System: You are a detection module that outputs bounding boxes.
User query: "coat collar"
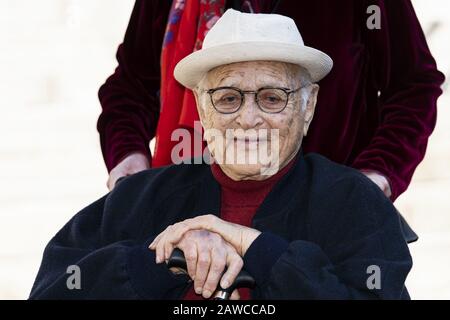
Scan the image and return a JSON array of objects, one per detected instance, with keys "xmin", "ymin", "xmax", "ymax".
[{"xmin": 193, "ymin": 148, "xmax": 309, "ymax": 229}]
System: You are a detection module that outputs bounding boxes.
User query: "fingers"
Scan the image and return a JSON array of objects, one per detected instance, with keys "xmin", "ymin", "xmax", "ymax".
[
  {"xmin": 149, "ymin": 226, "xmax": 168, "ymax": 253},
  {"xmin": 179, "ymin": 241, "xmax": 198, "ymax": 280},
  {"xmin": 163, "ymin": 223, "xmax": 191, "ymax": 260},
  {"xmin": 164, "ymin": 239, "xmax": 175, "ymax": 263},
  {"xmin": 153, "ymin": 231, "xmax": 166, "ymax": 264},
  {"xmin": 150, "ymin": 228, "xmax": 246, "ymax": 299},
  {"xmin": 202, "ymin": 246, "xmax": 227, "ymax": 299},
  {"xmin": 172, "ymin": 231, "xmax": 231, "ymax": 299},
  {"xmin": 153, "ymin": 225, "xmax": 176, "ymax": 263},
  {"xmin": 149, "ymin": 215, "xmax": 230, "ymax": 252},
  {"xmin": 220, "ymin": 244, "xmax": 244, "ymax": 289},
  {"xmin": 194, "ymin": 247, "xmax": 211, "ymax": 296},
  {"xmin": 149, "ymin": 222, "xmax": 192, "ymax": 256}
]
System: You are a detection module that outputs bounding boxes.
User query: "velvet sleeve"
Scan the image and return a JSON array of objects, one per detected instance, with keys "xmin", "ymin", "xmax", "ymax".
[
  {"xmin": 351, "ymin": 0, "xmax": 445, "ymax": 200},
  {"xmin": 97, "ymin": 0, "xmax": 171, "ymax": 172}
]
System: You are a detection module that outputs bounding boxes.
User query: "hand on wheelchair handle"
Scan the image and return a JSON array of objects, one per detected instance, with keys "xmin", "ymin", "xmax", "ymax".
[{"xmin": 167, "ymin": 248, "xmax": 256, "ymax": 300}]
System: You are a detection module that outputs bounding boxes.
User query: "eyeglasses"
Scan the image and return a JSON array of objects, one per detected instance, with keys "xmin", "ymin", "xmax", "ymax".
[{"xmin": 205, "ymin": 86, "xmax": 305, "ymax": 114}]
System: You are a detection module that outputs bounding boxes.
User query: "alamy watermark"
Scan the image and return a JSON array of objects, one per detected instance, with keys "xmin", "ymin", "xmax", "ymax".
[
  {"xmin": 367, "ymin": 5, "xmax": 381, "ymax": 30},
  {"xmin": 366, "ymin": 265, "xmax": 381, "ymax": 290},
  {"xmin": 66, "ymin": 265, "xmax": 81, "ymax": 290}
]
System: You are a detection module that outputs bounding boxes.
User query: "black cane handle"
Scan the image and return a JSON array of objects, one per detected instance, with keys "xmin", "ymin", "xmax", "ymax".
[{"xmin": 167, "ymin": 248, "xmax": 255, "ymax": 300}]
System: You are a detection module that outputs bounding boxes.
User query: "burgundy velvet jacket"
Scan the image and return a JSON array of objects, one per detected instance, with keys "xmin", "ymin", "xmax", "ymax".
[{"xmin": 97, "ymin": 0, "xmax": 445, "ymax": 201}]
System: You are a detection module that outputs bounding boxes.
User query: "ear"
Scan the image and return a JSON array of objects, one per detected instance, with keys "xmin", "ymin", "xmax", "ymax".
[{"xmin": 303, "ymin": 84, "xmax": 319, "ymax": 136}]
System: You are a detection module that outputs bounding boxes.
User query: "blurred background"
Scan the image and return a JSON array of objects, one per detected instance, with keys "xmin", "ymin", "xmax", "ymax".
[{"xmin": 0, "ymin": 0, "xmax": 449, "ymax": 299}]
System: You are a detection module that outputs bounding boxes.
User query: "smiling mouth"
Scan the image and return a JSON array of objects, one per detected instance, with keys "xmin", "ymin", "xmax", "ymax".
[{"xmin": 233, "ymin": 137, "xmax": 269, "ymax": 143}]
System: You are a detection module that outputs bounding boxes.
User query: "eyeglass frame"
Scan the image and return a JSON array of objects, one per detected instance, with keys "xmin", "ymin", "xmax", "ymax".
[{"xmin": 202, "ymin": 85, "xmax": 308, "ymax": 114}]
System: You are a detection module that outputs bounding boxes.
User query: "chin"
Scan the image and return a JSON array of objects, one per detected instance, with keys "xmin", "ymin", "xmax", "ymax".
[{"xmin": 226, "ymin": 163, "xmax": 277, "ymax": 180}]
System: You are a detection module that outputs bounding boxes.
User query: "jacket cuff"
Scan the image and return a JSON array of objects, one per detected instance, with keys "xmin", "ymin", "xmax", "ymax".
[
  {"xmin": 126, "ymin": 239, "xmax": 190, "ymax": 299},
  {"xmin": 243, "ymin": 232, "xmax": 289, "ymax": 287}
]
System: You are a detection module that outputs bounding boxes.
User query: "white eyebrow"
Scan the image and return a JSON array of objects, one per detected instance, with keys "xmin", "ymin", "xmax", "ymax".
[{"xmin": 215, "ymin": 81, "xmax": 289, "ymax": 89}]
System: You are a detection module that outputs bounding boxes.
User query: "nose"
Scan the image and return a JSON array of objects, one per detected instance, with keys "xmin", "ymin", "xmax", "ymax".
[{"xmin": 235, "ymin": 94, "xmax": 264, "ymax": 129}]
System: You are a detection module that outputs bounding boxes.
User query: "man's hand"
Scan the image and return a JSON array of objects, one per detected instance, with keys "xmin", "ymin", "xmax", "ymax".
[
  {"xmin": 150, "ymin": 215, "xmax": 261, "ymax": 260},
  {"xmin": 361, "ymin": 170, "xmax": 392, "ymax": 198},
  {"xmin": 107, "ymin": 152, "xmax": 150, "ymax": 190},
  {"xmin": 152, "ymin": 229, "xmax": 243, "ymax": 299}
]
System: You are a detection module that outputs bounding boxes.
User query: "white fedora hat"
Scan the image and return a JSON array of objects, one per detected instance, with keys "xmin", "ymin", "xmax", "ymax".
[{"xmin": 174, "ymin": 9, "xmax": 333, "ymax": 89}]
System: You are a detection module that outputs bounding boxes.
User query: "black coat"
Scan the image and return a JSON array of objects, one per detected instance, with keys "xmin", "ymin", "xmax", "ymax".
[{"xmin": 30, "ymin": 151, "xmax": 412, "ymax": 299}]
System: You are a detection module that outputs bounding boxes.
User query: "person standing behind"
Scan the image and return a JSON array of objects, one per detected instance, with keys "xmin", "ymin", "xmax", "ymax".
[{"xmin": 97, "ymin": 0, "xmax": 444, "ymax": 203}]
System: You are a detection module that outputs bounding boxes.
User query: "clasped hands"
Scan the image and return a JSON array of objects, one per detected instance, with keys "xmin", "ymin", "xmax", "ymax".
[{"xmin": 149, "ymin": 214, "xmax": 261, "ymax": 299}]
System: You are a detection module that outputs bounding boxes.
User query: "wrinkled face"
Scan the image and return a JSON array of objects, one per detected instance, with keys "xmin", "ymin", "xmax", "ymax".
[{"xmin": 193, "ymin": 61, "xmax": 319, "ymax": 181}]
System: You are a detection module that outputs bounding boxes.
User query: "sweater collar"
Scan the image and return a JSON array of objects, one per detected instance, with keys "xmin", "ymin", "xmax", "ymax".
[
  {"xmin": 210, "ymin": 155, "xmax": 298, "ymax": 192},
  {"xmin": 194, "ymin": 148, "xmax": 308, "ymax": 226}
]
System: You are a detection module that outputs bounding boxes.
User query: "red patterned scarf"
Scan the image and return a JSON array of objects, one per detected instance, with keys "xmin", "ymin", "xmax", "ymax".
[{"xmin": 153, "ymin": 0, "xmax": 226, "ymax": 167}]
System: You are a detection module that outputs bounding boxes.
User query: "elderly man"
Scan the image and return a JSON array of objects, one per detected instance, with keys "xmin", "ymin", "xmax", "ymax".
[{"xmin": 30, "ymin": 10, "xmax": 412, "ymax": 300}]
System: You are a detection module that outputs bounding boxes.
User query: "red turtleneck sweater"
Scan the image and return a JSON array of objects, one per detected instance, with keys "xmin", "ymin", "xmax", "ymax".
[{"xmin": 183, "ymin": 157, "xmax": 296, "ymax": 300}]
